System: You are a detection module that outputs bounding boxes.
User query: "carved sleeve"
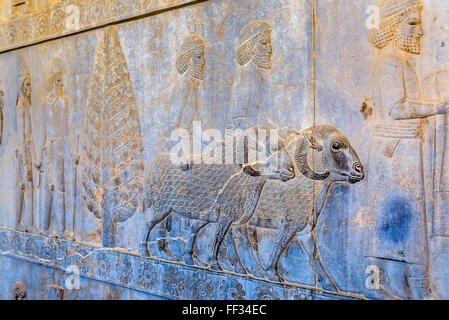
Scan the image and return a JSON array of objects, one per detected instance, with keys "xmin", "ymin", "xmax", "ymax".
[
  {"xmin": 230, "ymin": 68, "xmax": 251, "ymax": 128},
  {"xmin": 382, "ymin": 57, "xmax": 443, "ymax": 120},
  {"xmin": 167, "ymin": 78, "xmax": 190, "ymax": 133}
]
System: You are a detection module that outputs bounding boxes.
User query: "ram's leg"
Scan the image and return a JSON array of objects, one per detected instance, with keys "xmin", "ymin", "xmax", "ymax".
[
  {"xmin": 140, "ymin": 207, "xmax": 172, "ymax": 259},
  {"xmin": 153, "ymin": 213, "xmax": 180, "ymax": 262},
  {"xmin": 207, "ymin": 216, "xmax": 232, "ymax": 271},
  {"xmin": 264, "ymin": 225, "xmax": 296, "ymax": 282},
  {"xmin": 182, "ymin": 220, "xmax": 208, "ymax": 265},
  {"xmin": 151, "ymin": 214, "xmax": 176, "ymax": 260},
  {"xmin": 298, "ymin": 234, "xmax": 339, "ymax": 292},
  {"xmin": 232, "ymin": 224, "xmax": 264, "ymax": 278}
]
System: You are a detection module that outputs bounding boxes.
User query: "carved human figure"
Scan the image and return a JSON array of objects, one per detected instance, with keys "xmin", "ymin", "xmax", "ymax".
[
  {"xmin": 0, "ymin": 89, "xmax": 4, "ymax": 146},
  {"xmin": 15, "ymin": 59, "xmax": 38, "ymax": 233},
  {"xmin": 227, "ymin": 20, "xmax": 272, "ymax": 131},
  {"xmin": 165, "ymin": 34, "xmax": 205, "ymax": 154},
  {"xmin": 157, "ymin": 34, "xmax": 206, "ymax": 258},
  {"xmin": 36, "ymin": 57, "xmax": 79, "ymax": 238},
  {"xmin": 363, "ymin": 0, "xmax": 449, "ymax": 300}
]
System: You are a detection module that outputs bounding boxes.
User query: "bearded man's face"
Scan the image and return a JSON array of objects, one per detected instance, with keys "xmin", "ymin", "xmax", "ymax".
[
  {"xmin": 395, "ymin": 11, "xmax": 423, "ymax": 54},
  {"xmin": 252, "ymin": 34, "xmax": 272, "ymax": 69},
  {"xmin": 188, "ymin": 46, "xmax": 205, "ymax": 80},
  {"xmin": 23, "ymin": 78, "xmax": 31, "ymax": 99},
  {"xmin": 55, "ymin": 75, "xmax": 63, "ymax": 96}
]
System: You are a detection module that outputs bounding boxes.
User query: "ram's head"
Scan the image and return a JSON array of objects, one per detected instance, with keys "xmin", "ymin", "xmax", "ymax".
[
  {"xmin": 236, "ymin": 126, "xmax": 295, "ymax": 182},
  {"xmin": 291, "ymin": 124, "xmax": 364, "ymax": 184}
]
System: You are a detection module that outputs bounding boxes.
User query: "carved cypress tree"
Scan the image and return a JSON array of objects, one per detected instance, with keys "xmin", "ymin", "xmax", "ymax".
[{"xmin": 82, "ymin": 26, "xmax": 144, "ymax": 248}]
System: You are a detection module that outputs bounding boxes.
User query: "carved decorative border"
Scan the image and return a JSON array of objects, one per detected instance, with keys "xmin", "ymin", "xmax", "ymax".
[
  {"xmin": 0, "ymin": 0, "xmax": 205, "ymax": 53},
  {"xmin": 0, "ymin": 227, "xmax": 359, "ymax": 300}
]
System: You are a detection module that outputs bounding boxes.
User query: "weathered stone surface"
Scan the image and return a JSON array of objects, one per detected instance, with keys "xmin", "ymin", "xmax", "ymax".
[{"xmin": 0, "ymin": 0, "xmax": 448, "ymax": 300}]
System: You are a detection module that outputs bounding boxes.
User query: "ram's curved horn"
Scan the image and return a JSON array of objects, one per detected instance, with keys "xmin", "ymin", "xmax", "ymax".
[{"xmin": 294, "ymin": 132, "xmax": 330, "ymax": 180}]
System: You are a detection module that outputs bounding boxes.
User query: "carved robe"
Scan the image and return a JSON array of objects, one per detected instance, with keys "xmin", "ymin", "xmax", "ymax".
[
  {"xmin": 165, "ymin": 72, "xmax": 205, "ymax": 159},
  {"xmin": 229, "ymin": 62, "xmax": 267, "ymax": 131},
  {"xmin": 39, "ymin": 93, "xmax": 71, "ymax": 235},
  {"xmin": 41, "ymin": 95, "xmax": 67, "ymax": 193},
  {"xmin": 16, "ymin": 96, "xmax": 34, "ymax": 192},
  {"xmin": 167, "ymin": 73, "xmax": 202, "ymax": 134},
  {"xmin": 365, "ymin": 53, "xmax": 428, "ymax": 266},
  {"xmin": 15, "ymin": 93, "xmax": 36, "ymax": 230}
]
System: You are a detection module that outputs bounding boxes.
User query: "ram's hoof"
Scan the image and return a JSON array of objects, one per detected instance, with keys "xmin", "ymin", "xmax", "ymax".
[
  {"xmin": 264, "ymin": 269, "xmax": 283, "ymax": 283},
  {"xmin": 251, "ymin": 270, "xmax": 265, "ymax": 279},
  {"xmin": 139, "ymin": 243, "xmax": 150, "ymax": 257},
  {"xmin": 209, "ymin": 262, "xmax": 222, "ymax": 271},
  {"xmin": 15, "ymin": 223, "xmax": 27, "ymax": 233},
  {"xmin": 183, "ymin": 255, "xmax": 195, "ymax": 266},
  {"xmin": 62, "ymin": 231, "xmax": 75, "ymax": 240},
  {"xmin": 317, "ymin": 277, "xmax": 338, "ymax": 292}
]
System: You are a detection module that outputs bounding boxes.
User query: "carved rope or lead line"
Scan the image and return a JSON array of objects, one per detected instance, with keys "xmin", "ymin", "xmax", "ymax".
[
  {"xmin": 0, "ymin": 0, "xmax": 209, "ymax": 53},
  {"xmin": 0, "ymin": 227, "xmax": 363, "ymax": 300}
]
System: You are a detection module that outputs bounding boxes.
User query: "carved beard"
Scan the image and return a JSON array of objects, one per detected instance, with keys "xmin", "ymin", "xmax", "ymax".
[
  {"xmin": 188, "ymin": 62, "xmax": 205, "ymax": 81},
  {"xmin": 252, "ymin": 48, "xmax": 272, "ymax": 69},
  {"xmin": 394, "ymin": 31, "xmax": 421, "ymax": 54}
]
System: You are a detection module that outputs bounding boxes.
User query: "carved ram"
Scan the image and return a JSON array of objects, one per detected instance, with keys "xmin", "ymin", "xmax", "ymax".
[
  {"xmin": 238, "ymin": 124, "xmax": 365, "ymax": 289},
  {"xmin": 140, "ymin": 126, "xmax": 295, "ymax": 270}
]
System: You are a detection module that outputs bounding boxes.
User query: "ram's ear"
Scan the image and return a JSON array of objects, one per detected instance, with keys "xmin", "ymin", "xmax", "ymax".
[{"xmin": 243, "ymin": 164, "xmax": 261, "ymax": 177}]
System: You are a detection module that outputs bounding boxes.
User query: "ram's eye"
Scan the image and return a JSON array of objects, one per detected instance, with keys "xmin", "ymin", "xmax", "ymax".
[{"xmin": 331, "ymin": 143, "xmax": 342, "ymax": 151}]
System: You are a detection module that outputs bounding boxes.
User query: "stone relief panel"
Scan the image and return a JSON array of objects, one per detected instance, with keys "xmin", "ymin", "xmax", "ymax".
[{"xmin": 0, "ymin": 0, "xmax": 365, "ymax": 300}]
